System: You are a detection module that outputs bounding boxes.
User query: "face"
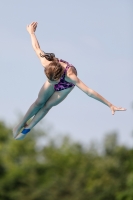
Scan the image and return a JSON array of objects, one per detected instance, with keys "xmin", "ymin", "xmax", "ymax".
[{"xmin": 47, "ymin": 79, "xmax": 60, "ymax": 84}]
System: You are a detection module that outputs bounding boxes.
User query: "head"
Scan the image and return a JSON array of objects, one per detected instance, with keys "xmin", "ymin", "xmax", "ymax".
[{"xmin": 42, "ymin": 52, "xmax": 64, "ymax": 83}]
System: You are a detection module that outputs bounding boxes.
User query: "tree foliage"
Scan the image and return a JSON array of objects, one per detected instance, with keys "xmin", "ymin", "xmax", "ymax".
[{"xmin": 0, "ymin": 121, "xmax": 132, "ymax": 200}]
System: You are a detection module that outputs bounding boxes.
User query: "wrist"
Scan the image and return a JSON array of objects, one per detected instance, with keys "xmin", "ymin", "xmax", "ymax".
[
  {"xmin": 29, "ymin": 32, "xmax": 35, "ymax": 35},
  {"xmin": 108, "ymin": 103, "xmax": 112, "ymax": 108}
]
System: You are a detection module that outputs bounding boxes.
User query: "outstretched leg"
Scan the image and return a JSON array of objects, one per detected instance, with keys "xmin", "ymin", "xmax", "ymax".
[
  {"xmin": 13, "ymin": 81, "xmax": 55, "ymax": 138},
  {"xmin": 15, "ymin": 87, "xmax": 74, "ymax": 140}
]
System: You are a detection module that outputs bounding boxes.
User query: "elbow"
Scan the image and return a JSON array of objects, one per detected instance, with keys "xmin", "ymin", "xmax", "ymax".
[
  {"xmin": 33, "ymin": 45, "xmax": 38, "ymax": 51},
  {"xmin": 87, "ymin": 89, "xmax": 93, "ymax": 97}
]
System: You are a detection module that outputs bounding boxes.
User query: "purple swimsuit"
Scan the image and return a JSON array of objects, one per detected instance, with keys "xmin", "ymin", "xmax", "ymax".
[{"xmin": 54, "ymin": 59, "xmax": 76, "ymax": 91}]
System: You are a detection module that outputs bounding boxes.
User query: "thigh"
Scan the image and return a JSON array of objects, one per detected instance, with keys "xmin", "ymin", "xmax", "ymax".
[
  {"xmin": 36, "ymin": 80, "xmax": 55, "ymax": 105},
  {"xmin": 45, "ymin": 86, "xmax": 74, "ymax": 109}
]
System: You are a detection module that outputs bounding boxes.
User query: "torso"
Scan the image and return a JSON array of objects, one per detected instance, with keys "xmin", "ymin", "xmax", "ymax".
[
  {"xmin": 54, "ymin": 59, "xmax": 77, "ymax": 91},
  {"xmin": 59, "ymin": 60, "xmax": 77, "ymax": 81},
  {"xmin": 43, "ymin": 59, "xmax": 77, "ymax": 81},
  {"xmin": 41, "ymin": 55, "xmax": 77, "ymax": 91}
]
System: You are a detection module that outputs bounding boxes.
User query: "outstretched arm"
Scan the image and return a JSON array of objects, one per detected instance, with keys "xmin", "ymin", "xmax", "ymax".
[
  {"xmin": 67, "ymin": 72, "xmax": 126, "ymax": 115},
  {"xmin": 26, "ymin": 22, "xmax": 50, "ymax": 67}
]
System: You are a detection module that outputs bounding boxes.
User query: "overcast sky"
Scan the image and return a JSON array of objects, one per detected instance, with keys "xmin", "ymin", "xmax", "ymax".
[{"xmin": 0, "ymin": 0, "xmax": 132, "ymax": 147}]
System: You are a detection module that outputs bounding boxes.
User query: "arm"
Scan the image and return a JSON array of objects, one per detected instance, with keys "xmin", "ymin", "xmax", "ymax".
[
  {"xmin": 27, "ymin": 22, "xmax": 51, "ymax": 67},
  {"xmin": 67, "ymin": 70, "xmax": 126, "ymax": 115}
]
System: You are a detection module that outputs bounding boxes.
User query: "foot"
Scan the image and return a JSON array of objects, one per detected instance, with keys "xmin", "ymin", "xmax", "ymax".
[
  {"xmin": 15, "ymin": 128, "xmax": 31, "ymax": 140},
  {"xmin": 13, "ymin": 125, "xmax": 23, "ymax": 138},
  {"xmin": 13, "ymin": 123, "xmax": 29, "ymax": 139}
]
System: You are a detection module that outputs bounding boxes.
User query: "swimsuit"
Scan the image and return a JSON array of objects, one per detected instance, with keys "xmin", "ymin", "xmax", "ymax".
[
  {"xmin": 54, "ymin": 59, "xmax": 76, "ymax": 91},
  {"xmin": 18, "ymin": 59, "xmax": 76, "ymax": 137}
]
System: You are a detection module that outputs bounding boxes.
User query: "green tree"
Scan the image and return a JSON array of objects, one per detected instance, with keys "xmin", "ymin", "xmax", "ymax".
[{"xmin": 0, "ymin": 121, "xmax": 132, "ymax": 200}]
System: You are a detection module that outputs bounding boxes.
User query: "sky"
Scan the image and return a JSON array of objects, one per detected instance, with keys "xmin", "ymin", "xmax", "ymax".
[{"xmin": 0, "ymin": 0, "xmax": 132, "ymax": 147}]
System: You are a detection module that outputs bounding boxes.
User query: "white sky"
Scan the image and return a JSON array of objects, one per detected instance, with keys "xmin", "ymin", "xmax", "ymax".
[{"xmin": 0, "ymin": 0, "xmax": 132, "ymax": 147}]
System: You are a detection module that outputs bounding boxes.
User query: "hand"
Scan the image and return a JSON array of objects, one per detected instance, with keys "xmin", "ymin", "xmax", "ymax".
[
  {"xmin": 110, "ymin": 104, "xmax": 126, "ymax": 115},
  {"xmin": 27, "ymin": 22, "xmax": 38, "ymax": 34}
]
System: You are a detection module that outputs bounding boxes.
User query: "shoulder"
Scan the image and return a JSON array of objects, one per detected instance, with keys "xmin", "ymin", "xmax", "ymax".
[
  {"xmin": 67, "ymin": 66, "xmax": 77, "ymax": 76},
  {"xmin": 35, "ymin": 49, "xmax": 51, "ymax": 67},
  {"xmin": 65, "ymin": 66, "xmax": 79, "ymax": 84}
]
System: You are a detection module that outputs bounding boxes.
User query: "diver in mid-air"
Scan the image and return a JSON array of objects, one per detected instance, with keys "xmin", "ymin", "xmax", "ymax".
[{"xmin": 13, "ymin": 22, "xmax": 126, "ymax": 140}]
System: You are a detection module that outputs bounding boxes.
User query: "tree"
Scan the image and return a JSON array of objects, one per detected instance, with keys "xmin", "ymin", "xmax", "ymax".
[{"xmin": 0, "ymin": 121, "xmax": 132, "ymax": 200}]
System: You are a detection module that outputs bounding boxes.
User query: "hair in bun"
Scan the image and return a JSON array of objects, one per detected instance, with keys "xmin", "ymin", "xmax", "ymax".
[{"xmin": 40, "ymin": 52, "xmax": 55, "ymax": 61}]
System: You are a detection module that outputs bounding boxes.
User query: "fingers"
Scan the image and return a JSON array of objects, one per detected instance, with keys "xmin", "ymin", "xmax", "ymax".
[
  {"xmin": 117, "ymin": 107, "xmax": 127, "ymax": 111},
  {"xmin": 33, "ymin": 22, "xmax": 37, "ymax": 27},
  {"xmin": 33, "ymin": 23, "xmax": 37, "ymax": 30},
  {"xmin": 112, "ymin": 110, "xmax": 115, "ymax": 115},
  {"xmin": 31, "ymin": 21, "xmax": 38, "ymax": 26},
  {"xmin": 26, "ymin": 22, "xmax": 38, "ymax": 33},
  {"xmin": 27, "ymin": 22, "xmax": 38, "ymax": 28},
  {"xmin": 110, "ymin": 105, "xmax": 126, "ymax": 115},
  {"xmin": 31, "ymin": 22, "xmax": 37, "ymax": 26}
]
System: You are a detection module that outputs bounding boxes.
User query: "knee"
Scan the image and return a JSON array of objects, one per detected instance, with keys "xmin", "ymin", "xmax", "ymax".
[
  {"xmin": 34, "ymin": 99, "xmax": 44, "ymax": 108},
  {"xmin": 42, "ymin": 103, "xmax": 52, "ymax": 112}
]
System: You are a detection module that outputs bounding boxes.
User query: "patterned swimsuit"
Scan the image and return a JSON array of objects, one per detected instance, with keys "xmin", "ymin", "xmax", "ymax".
[{"xmin": 54, "ymin": 59, "xmax": 76, "ymax": 91}]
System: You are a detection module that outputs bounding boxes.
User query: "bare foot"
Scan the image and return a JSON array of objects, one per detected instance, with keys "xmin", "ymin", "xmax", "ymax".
[
  {"xmin": 13, "ymin": 122, "xmax": 28, "ymax": 138},
  {"xmin": 15, "ymin": 126, "xmax": 31, "ymax": 140},
  {"xmin": 13, "ymin": 125, "xmax": 23, "ymax": 138},
  {"xmin": 15, "ymin": 132, "xmax": 26, "ymax": 140}
]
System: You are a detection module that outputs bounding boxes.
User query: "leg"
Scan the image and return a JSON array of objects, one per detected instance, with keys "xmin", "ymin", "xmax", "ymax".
[
  {"xmin": 28, "ymin": 87, "xmax": 74, "ymax": 129},
  {"xmin": 15, "ymin": 87, "xmax": 74, "ymax": 140},
  {"xmin": 13, "ymin": 81, "xmax": 55, "ymax": 138}
]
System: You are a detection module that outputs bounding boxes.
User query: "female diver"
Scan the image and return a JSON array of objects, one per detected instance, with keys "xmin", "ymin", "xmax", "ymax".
[{"xmin": 13, "ymin": 22, "xmax": 126, "ymax": 140}]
